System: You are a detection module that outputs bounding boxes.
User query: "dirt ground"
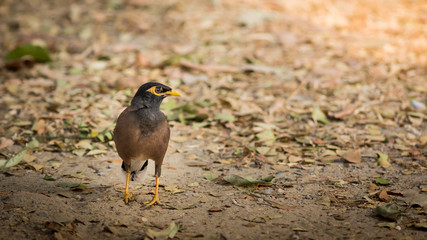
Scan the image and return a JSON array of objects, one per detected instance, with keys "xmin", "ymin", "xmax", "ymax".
[{"xmin": 1, "ymin": 0, "xmax": 426, "ymax": 239}]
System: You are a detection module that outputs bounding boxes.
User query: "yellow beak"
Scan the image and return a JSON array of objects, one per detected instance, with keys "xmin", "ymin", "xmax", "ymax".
[{"xmin": 165, "ymin": 90, "xmax": 181, "ymax": 97}]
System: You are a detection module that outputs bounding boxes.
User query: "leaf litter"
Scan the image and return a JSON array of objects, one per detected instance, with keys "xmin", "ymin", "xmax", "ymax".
[{"xmin": 0, "ymin": 0, "xmax": 426, "ymax": 239}]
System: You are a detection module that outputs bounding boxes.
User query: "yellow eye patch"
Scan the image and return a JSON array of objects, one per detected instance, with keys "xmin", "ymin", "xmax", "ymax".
[
  {"xmin": 146, "ymin": 86, "xmax": 181, "ymax": 97},
  {"xmin": 146, "ymin": 86, "xmax": 164, "ymax": 96}
]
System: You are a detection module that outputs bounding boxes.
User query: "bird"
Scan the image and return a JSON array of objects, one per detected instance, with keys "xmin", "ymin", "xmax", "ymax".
[{"xmin": 113, "ymin": 82, "xmax": 181, "ymax": 205}]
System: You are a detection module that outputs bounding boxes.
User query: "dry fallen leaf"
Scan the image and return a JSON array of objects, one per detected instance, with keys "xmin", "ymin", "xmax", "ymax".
[
  {"xmin": 27, "ymin": 162, "xmax": 45, "ymax": 171},
  {"xmin": 338, "ymin": 149, "xmax": 361, "ymax": 164},
  {"xmin": 208, "ymin": 207, "xmax": 222, "ymax": 212},
  {"xmin": 0, "ymin": 137, "xmax": 14, "ymax": 151},
  {"xmin": 333, "ymin": 103, "xmax": 360, "ymax": 119},
  {"xmin": 186, "ymin": 161, "xmax": 208, "ymax": 167},
  {"xmin": 164, "ymin": 185, "xmax": 185, "ymax": 194},
  {"xmin": 312, "ymin": 107, "xmax": 330, "ymax": 124},
  {"xmin": 377, "ymin": 153, "xmax": 391, "ymax": 168},
  {"xmin": 378, "ymin": 189, "xmax": 390, "ymax": 202},
  {"xmin": 374, "ymin": 203, "xmax": 402, "ymax": 221},
  {"xmin": 146, "ymin": 222, "xmax": 180, "ymax": 240},
  {"xmin": 1, "ymin": 1, "xmax": 426, "ymax": 239},
  {"xmin": 0, "ymin": 148, "xmax": 27, "ymax": 169}
]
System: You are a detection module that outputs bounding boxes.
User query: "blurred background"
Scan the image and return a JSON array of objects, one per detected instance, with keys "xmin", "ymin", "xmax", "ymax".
[{"xmin": 0, "ymin": 0, "xmax": 426, "ymax": 239}]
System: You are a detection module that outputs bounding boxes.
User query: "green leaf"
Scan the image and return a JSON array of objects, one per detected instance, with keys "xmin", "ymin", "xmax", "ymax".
[
  {"xmin": 72, "ymin": 183, "xmax": 87, "ymax": 190},
  {"xmin": 377, "ymin": 153, "xmax": 391, "ymax": 168},
  {"xmin": 180, "ymin": 104, "xmax": 198, "ymax": 114},
  {"xmin": 245, "ymin": 175, "xmax": 275, "ymax": 183},
  {"xmin": 224, "ymin": 175, "xmax": 255, "ymax": 187},
  {"xmin": 0, "ymin": 148, "xmax": 27, "ymax": 169},
  {"xmin": 44, "ymin": 175, "xmax": 56, "ymax": 181},
  {"xmin": 56, "ymin": 78, "xmax": 67, "ymax": 89},
  {"xmin": 374, "ymin": 203, "xmax": 402, "ymax": 221},
  {"xmin": 5, "ymin": 44, "xmax": 51, "ymax": 62},
  {"xmin": 26, "ymin": 139, "xmax": 39, "ymax": 149},
  {"xmin": 96, "ymin": 134, "xmax": 105, "ymax": 142},
  {"xmin": 188, "ymin": 113, "xmax": 209, "ymax": 122},
  {"xmin": 203, "ymin": 172, "xmax": 219, "ymax": 181},
  {"xmin": 213, "ymin": 113, "xmax": 235, "ymax": 122},
  {"xmin": 256, "ymin": 129, "xmax": 275, "ymax": 145},
  {"xmin": 69, "ymin": 67, "xmax": 83, "ymax": 75},
  {"xmin": 146, "ymin": 222, "xmax": 180, "ymax": 240},
  {"xmin": 72, "ymin": 149, "xmax": 87, "ymax": 157},
  {"xmin": 312, "ymin": 107, "xmax": 330, "ymax": 124},
  {"xmin": 224, "ymin": 174, "xmax": 274, "ymax": 188},
  {"xmin": 178, "ymin": 112, "xmax": 186, "ymax": 124},
  {"xmin": 160, "ymin": 98, "xmax": 177, "ymax": 110},
  {"xmin": 375, "ymin": 178, "xmax": 390, "ymax": 185},
  {"xmin": 69, "ymin": 172, "xmax": 85, "ymax": 179},
  {"xmin": 164, "ymin": 55, "xmax": 190, "ymax": 65},
  {"xmin": 104, "ymin": 131, "xmax": 113, "ymax": 140},
  {"xmin": 76, "ymin": 139, "xmax": 93, "ymax": 150},
  {"xmin": 195, "ymin": 100, "xmax": 211, "ymax": 107},
  {"xmin": 377, "ymin": 222, "xmax": 396, "ymax": 228},
  {"xmin": 101, "ymin": 109, "xmax": 111, "ymax": 116}
]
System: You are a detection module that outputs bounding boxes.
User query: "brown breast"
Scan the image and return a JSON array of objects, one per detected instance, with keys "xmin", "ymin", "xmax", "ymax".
[{"xmin": 113, "ymin": 107, "xmax": 170, "ymax": 168}]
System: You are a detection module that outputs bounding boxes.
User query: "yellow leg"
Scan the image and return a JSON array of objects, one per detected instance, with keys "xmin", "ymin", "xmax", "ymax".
[
  {"xmin": 145, "ymin": 177, "xmax": 162, "ymax": 206},
  {"xmin": 123, "ymin": 172, "xmax": 133, "ymax": 203}
]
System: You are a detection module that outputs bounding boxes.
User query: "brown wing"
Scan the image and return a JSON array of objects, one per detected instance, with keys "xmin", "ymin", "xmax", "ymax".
[{"xmin": 113, "ymin": 108, "xmax": 170, "ymax": 174}]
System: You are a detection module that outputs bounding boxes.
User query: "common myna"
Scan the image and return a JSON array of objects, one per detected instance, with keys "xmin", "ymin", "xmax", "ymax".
[{"xmin": 114, "ymin": 82, "xmax": 181, "ymax": 205}]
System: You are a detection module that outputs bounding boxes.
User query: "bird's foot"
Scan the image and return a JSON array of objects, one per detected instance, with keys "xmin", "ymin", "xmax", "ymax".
[
  {"xmin": 123, "ymin": 192, "xmax": 133, "ymax": 203},
  {"xmin": 145, "ymin": 196, "xmax": 161, "ymax": 206}
]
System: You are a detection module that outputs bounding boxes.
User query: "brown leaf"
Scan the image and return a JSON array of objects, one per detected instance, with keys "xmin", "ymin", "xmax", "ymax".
[
  {"xmin": 104, "ymin": 226, "xmax": 118, "ymax": 234},
  {"xmin": 320, "ymin": 155, "xmax": 341, "ymax": 162},
  {"xmin": 185, "ymin": 161, "xmax": 208, "ymax": 167},
  {"xmin": 0, "ymin": 137, "xmax": 14, "ymax": 151},
  {"xmin": 378, "ymin": 189, "xmax": 390, "ymax": 202},
  {"xmin": 333, "ymin": 103, "xmax": 360, "ymax": 119},
  {"xmin": 369, "ymin": 183, "xmax": 380, "ymax": 191},
  {"xmin": 35, "ymin": 119, "xmax": 46, "ymax": 135},
  {"xmin": 271, "ymin": 204, "xmax": 297, "ymax": 210},
  {"xmin": 338, "ymin": 149, "xmax": 361, "ymax": 164},
  {"xmin": 208, "ymin": 207, "xmax": 222, "ymax": 212}
]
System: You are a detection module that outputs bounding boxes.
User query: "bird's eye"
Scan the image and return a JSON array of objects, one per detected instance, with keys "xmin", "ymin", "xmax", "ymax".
[{"xmin": 155, "ymin": 87, "xmax": 161, "ymax": 93}]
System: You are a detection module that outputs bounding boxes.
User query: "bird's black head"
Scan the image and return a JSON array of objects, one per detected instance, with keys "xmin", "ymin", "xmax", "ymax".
[{"xmin": 130, "ymin": 82, "xmax": 181, "ymax": 109}]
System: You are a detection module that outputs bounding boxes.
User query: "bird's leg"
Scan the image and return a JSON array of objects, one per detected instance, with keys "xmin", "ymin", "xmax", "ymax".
[
  {"xmin": 145, "ymin": 177, "xmax": 161, "ymax": 206},
  {"xmin": 123, "ymin": 172, "xmax": 133, "ymax": 203}
]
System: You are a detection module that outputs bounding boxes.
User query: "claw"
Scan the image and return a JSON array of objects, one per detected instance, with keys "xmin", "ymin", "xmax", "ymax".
[
  {"xmin": 123, "ymin": 192, "xmax": 133, "ymax": 203},
  {"xmin": 145, "ymin": 195, "xmax": 161, "ymax": 206},
  {"xmin": 145, "ymin": 177, "xmax": 161, "ymax": 206}
]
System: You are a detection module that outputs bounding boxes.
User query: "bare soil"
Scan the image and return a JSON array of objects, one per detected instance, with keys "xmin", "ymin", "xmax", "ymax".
[{"xmin": 0, "ymin": 0, "xmax": 426, "ymax": 239}]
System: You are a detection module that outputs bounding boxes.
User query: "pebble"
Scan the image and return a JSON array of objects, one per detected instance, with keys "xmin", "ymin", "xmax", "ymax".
[
  {"xmin": 411, "ymin": 100, "xmax": 426, "ymax": 111},
  {"xmin": 37, "ymin": 211, "xmax": 48, "ymax": 217}
]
